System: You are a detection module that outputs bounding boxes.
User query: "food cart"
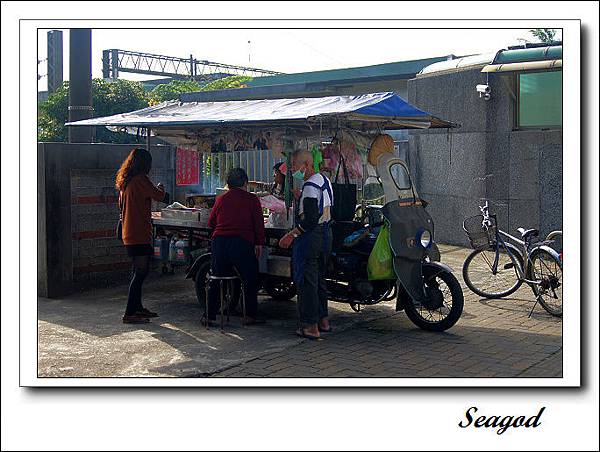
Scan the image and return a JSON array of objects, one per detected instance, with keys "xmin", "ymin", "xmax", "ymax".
[{"xmin": 67, "ymin": 92, "xmax": 465, "ymax": 331}]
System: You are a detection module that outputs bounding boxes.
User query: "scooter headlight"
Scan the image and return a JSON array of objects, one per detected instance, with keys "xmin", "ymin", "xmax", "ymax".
[{"xmin": 416, "ymin": 229, "xmax": 432, "ymax": 248}]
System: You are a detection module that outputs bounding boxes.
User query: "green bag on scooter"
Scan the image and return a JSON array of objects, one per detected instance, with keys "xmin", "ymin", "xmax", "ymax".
[{"xmin": 367, "ymin": 222, "xmax": 396, "ymax": 280}]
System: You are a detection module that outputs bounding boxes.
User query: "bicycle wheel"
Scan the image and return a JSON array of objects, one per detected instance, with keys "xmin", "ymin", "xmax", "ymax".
[
  {"xmin": 462, "ymin": 243, "xmax": 524, "ymax": 298},
  {"xmin": 527, "ymin": 248, "xmax": 563, "ymax": 316}
]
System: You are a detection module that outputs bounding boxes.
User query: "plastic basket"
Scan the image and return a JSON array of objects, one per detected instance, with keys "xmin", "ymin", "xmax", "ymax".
[{"xmin": 462, "ymin": 215, "xmax": 496, "ymax": 250}]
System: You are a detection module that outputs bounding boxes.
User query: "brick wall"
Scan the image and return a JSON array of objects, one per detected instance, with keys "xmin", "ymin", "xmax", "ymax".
[
  {"xmin": 38, "ymin": 143, "xmax": 175, "ymax": 297},
  {"xmin": 69, "ymin": 168, "xmax": 174, "ymax": 288},
  {"xmin": 70, "ymin": 169, "xmax": 129, "ymax": 286}
]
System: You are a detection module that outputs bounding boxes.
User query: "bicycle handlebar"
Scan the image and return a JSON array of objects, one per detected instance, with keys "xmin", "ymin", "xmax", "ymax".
[
  {"xmin": 479, "ymin": 201, "xmax": 489, "ymax": 215},
  {"xmin": 473, "ymin": 201, "xmax": 561, "ymax": 252},
  {"xmin": 479, "ymin": 201, "xmax": 492, "ymax": 227}
]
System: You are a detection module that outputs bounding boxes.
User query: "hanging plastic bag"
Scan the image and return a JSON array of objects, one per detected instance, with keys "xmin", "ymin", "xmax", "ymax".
[
  {"xmin": 367, "ymin": 223, "xmax": 396, "ymax": 280},
  {"xmin": 311, "ymin": 144, "xmax": 323, "ymax": 172}
]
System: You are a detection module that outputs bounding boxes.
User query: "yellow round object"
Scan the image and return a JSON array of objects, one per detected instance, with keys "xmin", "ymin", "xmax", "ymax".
[{"xmin": 368, "ymin": 134, "xmax": 395, "ymax": 166}]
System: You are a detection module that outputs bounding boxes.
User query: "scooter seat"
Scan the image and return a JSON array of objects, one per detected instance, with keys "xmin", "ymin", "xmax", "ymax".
[{"xmin": 517, "ymin": 227, "xmax": 539, "ymax": 240}]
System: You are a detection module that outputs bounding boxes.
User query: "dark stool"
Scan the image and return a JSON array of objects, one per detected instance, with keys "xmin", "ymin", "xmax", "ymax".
[{"xmin": 204, "ymin": 272, "xmax": 246, "ymax": 331}]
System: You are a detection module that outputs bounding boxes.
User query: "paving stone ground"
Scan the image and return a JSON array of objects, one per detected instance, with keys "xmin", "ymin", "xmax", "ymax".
[{"xmin": 37, "ymin": 245, "xmax": 562, "ymax": 379}]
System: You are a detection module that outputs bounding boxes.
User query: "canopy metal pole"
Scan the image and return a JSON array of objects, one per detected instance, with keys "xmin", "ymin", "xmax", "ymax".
[
  {"xmin": 202, "ymin": 153, "xmax": 207, "ymax": 193},
  {"xmin": 146, "ymin": 127, "xmax": 151, "ymax": 151}
]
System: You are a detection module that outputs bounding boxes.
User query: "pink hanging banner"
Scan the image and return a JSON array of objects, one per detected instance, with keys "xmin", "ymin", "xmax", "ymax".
[{"xmin": 176, "ymin": 147, "xmax": 200, "ymax": 186}]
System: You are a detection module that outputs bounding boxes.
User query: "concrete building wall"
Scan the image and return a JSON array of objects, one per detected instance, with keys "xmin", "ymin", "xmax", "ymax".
[
  {"xmin": 334, "ymin": 80, "xmax": 408, "ymax": 99},
  {"xmin": 407, "ymin": 68, "xmax": 562, "ymax": 246},
  {"xmin": 38, "ymin": 142, "xmax": 174, "ymax": 297}
]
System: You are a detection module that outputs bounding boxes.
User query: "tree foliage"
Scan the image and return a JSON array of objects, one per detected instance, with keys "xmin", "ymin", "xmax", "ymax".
[
  {"xmin": 147, "ymin": 79, "xmax": 203, "ymax": 105},
  {"xmin": 38, "ymin": 79, "xmax": 149, "ymax": 143},
  {"xmin": 38, "ymin": 82, "xmax": 71, "ymax": 142},
  {"xmin": 529, "ymin": 29, "xmax": 558, "ymax": 44},
  {"xmin": 38, "ymin": 75, "xmax": 253, "ymax": 143},
  {"xmin": 200, "ymin": 75, "xmax": 252, "ymax": 92},
  {"xmin": 147, "ymin": 76, "xmax": 253, "ymax": 105}
]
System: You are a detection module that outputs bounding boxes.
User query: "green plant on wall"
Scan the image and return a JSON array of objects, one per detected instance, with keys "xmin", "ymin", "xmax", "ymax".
[{"xmin": 529, "ymin": 29, "xmax": 558, "ymax": 44}]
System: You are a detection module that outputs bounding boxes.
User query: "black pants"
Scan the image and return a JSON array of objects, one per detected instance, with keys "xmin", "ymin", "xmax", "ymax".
[
  {"xmin": 294, "ymin": 225, "xmax": 332, "ymax": 326},
  {"xmin": 208, "ymin": 236, "xmax": 258, "ymax": 320},
  {"xmin": 125, "ymin": 254, "xmax": 150, "ymax": 315}
]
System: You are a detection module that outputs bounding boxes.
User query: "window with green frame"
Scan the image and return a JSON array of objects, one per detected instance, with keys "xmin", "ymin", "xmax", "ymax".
[{"xmin": 518, "ymin": 71, "xmax": 562, "ymax": 128}]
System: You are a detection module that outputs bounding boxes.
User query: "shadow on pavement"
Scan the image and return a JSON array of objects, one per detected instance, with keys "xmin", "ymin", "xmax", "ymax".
[
  {"xmin": 38, "ymin": 250, "xmax": 562, "ymax": 378},
  {"xmin": 38, "ymin": 272, "xmax": 399, "ymax": 377}
]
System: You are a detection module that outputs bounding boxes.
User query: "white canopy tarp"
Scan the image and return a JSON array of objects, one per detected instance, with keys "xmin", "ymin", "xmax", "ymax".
[{"xmin": 65, "ymin": 92, "xmax": 458, "ymax": 130}]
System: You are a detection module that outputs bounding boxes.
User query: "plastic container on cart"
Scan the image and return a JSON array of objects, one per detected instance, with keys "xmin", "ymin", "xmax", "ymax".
[
  {"xmin": 198, "ymin": 208, "xmax": 212, "ymax": 226},
  {"xmin": 258, "ymin": 246, "xmax": 269, "ymax": 273},
  {"xmin": 168, "ymin": 236, "xmax": 179, "ymax": 262},
  {"xmin": 266, "ymin": 208, "xmax": 294, "ymax": 229},
  {"xmin": 174, "ymin": 238, "xmax": 190, "ymax": 263},
  {"xmin": 153, "ymin": 237, "xmax": 169, "ymax": 261}
]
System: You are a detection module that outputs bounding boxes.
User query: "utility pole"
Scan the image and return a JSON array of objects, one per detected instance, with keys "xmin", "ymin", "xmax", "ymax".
[
  {"xmin": 68, "ymin": 29, "xmax": 93, "ymax": 143},
  {"xmin": 47, "ymin": 30, "xmax": 63, "ymax": 94}
]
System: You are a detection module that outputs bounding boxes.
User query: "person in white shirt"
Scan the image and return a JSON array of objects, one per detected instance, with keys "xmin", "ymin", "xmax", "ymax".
[{"xmin": 279, "ymin": 150, "xmax": 333, "ymax": 340}]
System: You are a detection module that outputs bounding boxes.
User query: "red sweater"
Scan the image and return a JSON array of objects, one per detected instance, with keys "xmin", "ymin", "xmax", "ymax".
[{"xmin": 208, "ymin": 188, "xmax": 265, "ymax": 246}]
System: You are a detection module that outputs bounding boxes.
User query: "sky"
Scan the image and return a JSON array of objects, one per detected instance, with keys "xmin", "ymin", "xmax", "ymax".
[{"xmin": 37, "ymin": 27, "xmax": 561, "ymax": 91}]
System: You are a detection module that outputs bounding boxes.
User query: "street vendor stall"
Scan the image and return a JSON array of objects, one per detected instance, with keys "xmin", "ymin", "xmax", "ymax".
[{"xmin": 66, "ymin": 92, "xmax": 467, "ymax": 332}]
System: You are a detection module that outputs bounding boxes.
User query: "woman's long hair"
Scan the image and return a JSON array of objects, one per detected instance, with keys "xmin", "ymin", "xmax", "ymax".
[{"xmin": 115, "ymin": 148, "xmax": 152, "ymax": 191}]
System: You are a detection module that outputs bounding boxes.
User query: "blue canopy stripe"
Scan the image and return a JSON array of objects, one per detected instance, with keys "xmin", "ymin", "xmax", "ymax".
[{"xmin": 354, "ymin": 92, "xmax": 429, "ymax": 117}]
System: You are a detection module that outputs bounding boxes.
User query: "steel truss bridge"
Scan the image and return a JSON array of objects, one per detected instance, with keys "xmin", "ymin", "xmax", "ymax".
[{"xmin": 102, "ymin": 49, "xmax": 282, "ymax": 82}]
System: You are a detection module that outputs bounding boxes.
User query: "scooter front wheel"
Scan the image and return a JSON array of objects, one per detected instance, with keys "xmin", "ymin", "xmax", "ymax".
[{"xmin": 403, "ymin": 269, "xmax": 464, "ymax": 332}]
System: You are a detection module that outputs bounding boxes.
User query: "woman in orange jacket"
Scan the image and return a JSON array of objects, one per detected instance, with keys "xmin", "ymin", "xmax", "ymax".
[{"xmin": 116, "ymin": 148, "xmax": 167, "ymax": 324}]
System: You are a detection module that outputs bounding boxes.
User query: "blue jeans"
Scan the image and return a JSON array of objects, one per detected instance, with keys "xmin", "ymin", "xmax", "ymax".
[{"xmin": 293, "ymin": 225, "xmax": 331, "ymax": 326}]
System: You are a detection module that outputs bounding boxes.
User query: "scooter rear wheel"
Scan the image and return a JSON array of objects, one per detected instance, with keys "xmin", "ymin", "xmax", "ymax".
[{"xmin": 264, "ymin": 277, "xmax": 297, "ymax": 301}]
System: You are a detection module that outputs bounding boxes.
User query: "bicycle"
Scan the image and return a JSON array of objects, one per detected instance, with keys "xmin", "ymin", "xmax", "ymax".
[{"xmin": 461, "ymin": 202, "xmax": 563, "ymax": 317}]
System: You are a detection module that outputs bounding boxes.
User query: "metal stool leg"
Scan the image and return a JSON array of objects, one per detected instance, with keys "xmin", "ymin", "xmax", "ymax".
[
  {"xmin": 240, "ymin": 280, "xmax": 246, "ymax": 327},
  {"xmin": 225, "ymin": 280, "xmax": 231, "ymax": 325},
  {"xmin": 204, "ymin": 277, "xmax": 210, "ymax": 330},
  {"xmin": 219, "ymin": 280, "xmax": 225, "ymax": 332},
  {"xmin": 206, "ymin": 274, "xmax": 244, "ymax": 331}
]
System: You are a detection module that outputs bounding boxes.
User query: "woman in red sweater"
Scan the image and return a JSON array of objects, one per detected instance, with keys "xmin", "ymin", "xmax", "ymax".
[
  {"xmin": 116, "ymin": 148, "xmax": 166, "ymax": 324},
  {"xmin": 206, "ymin": 168, "xmax": 265, "ymax": 325}
]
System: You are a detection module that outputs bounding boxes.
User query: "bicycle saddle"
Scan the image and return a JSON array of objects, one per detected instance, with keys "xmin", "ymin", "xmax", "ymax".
[{"xmin": 517, "ymin": 227, "xmax": 539, "ymax": 239}]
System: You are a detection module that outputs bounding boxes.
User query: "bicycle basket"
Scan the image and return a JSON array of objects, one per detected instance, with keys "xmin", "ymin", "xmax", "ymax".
[{"xmin": 462, "ymin": 215, "xmax": 497, "ymax": 250}]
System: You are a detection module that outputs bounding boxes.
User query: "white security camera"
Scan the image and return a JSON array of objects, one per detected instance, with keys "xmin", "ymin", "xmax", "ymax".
[{"xmin": 476, "ymin": 84, "xmax": 491, "ymax": 100}]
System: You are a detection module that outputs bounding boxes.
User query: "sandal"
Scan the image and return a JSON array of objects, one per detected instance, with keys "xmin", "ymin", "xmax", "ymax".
[
  {"xmin": 123, "ymin": 314, "xmax": 150, "ymax": 324},
  {"xmin": 136, "ymin": 308, "xmax": 158, "ymax": 318},
  {"xmin": 296, "ymin": 328, "xmax": 321, "ymax": 340}
]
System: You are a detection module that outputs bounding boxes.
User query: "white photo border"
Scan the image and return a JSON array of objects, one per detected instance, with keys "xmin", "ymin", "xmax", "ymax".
[{"xmin": 20, "ymin": 18, "xmax": 580, "ymax": 388}]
